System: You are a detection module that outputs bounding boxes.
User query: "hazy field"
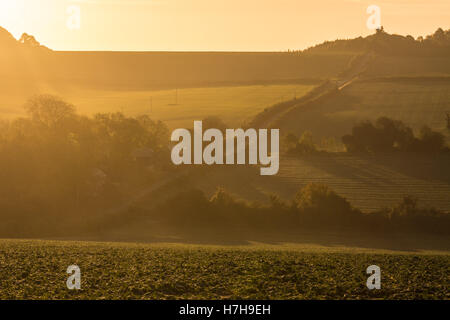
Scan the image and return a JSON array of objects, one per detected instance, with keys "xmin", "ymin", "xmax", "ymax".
[
  {"xmin": 0, "ymin": 84, "xmax": 314, "ymax": 128},
  {"xmin": 277, "ymin": 154, "xmax": 450, "ymax": 212},
  {"xmin": 343, "ymin": 78, "xmax": 450, "ymax": 131},
  {"xmin": 277, "ymin": 78, "xmax": 450, "ymax": 139},
  {"xmin": 183, "ymin": 153, "xmax": 450, "ymax": 214},
  {"xmin": 0, "ymin": 239, "xmax": 448, "ymax": 300}
]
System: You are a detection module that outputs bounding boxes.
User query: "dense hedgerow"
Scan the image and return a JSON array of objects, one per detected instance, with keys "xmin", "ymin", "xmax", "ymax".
[{"xmin": 154, "ymin": 184, "xmax": 450, "ymax": 236}]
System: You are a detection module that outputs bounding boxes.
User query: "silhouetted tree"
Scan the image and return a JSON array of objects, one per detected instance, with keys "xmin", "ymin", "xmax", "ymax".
[
  {"xmin": 416, "ymin": 126, "xmax": 446, "ymax": 154},
  {"xmin": 24, "ymin": 94, "xmax": 76, "ymax": 128},
  {"xmin": 342, "ymin": 117, "xmax": 447, "ymax": 154},
  {"xmin": 19, "ymin": 33, "xmax": 41, "ymax": 47},
  {"xmin": 376, "ymin": 26, "xmax": 385, "ymax": 34}
]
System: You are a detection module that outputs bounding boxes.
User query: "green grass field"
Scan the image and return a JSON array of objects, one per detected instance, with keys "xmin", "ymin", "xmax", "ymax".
[
  {"xmin": 0, "ymin": 239, "xmax": 448, "ymax": 300},
  {"xmin": 0, "ymin": 84, "xmax": 315, "ymax": 129}
]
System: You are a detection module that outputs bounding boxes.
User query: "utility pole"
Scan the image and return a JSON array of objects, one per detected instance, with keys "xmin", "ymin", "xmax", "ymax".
[{"xmin": 150, "ymin": 96, "xmax": 153, "ymax": 114}]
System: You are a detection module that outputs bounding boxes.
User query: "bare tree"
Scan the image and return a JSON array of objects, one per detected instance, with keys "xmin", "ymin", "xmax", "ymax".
[{"xmin": 24, "ymin": 94, "xmax": 76, "ymax": 128}]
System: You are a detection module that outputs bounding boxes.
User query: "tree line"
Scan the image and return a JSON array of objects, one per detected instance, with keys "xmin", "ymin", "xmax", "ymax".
[
  {"xmin": 0, "ymin": 95, "xmax": 171, "ymax": 236},
  {"xmin": 150, "ymin": 183, "xmax": 450, "ymax": 237}
]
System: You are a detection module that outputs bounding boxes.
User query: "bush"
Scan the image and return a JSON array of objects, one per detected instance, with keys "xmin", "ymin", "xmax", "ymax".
[
  {"xmin": 373, "ymin": 196, "xmax": 450, "ymax": 234},
  {"xmin": 283, "ymin": 131, "xmax": 317, "ymax": 155},
  {"xmin": 154, "ymin": 185, "xmax": 450, "ymax": 236},
  {"xmin": 202, "ymin": 116, "xmax": 228, "ymax": 132},
  {"xmin": 294, "ymin": 183, "xmax": 360, "ymax": 226},
  {"xmin": 342, "ymin": 117, "xmax": 447, "ymax": 154},
  {"xmin": 414, "ymin": 126, "xmax": 446, "ymax": 154}
]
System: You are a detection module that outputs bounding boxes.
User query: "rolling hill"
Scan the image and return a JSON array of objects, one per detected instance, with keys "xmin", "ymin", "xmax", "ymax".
[
  {"xmin": 271, "ymin": 76, "xmax": 450, "ymax": 139},
  {"xmin": 0, "ymin": 26, "xmax": 351, "ymax": 103},
  {"xmin": 1, "ymin": 25, "xmax": 449, "ymax": 247},
  {"xmin": 252, "ymin": 28, "xmax": 450, "ymax": 139}
]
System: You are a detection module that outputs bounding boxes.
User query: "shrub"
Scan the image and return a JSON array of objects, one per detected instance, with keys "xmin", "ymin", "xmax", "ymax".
[
  {"xmin": 375, "ymin": 195, "xmax": 450, "ymax": 234},
  {"xmin": 202, "ymin": 116, "xmax": 228, "ymax": 132},
  {"xmin": 153, "ymin": 185, "xmax": 449, "ymax": 236},
  {"xmin": 343, "ymin": 117, "xmax": 447, "ymax": 154},
  {"xmin": 294, "ymin": 183, "xmax": 360, "ymax": 226},
  {"xmin": 210, "ymin": 187, "xmax": 236, "ymax": 206},
  {"xmin": 282, "ymin": 131, "xmax": 317, "ymax": 155},
  {"xmin": 414, "ymin": 126, "xmax": 446, "ymax": 154}
]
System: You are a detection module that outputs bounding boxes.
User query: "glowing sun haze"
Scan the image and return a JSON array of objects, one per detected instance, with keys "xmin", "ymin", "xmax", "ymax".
[{"xmin": 1, "ymin": 0, "xmax": 450, "ymax": 51}]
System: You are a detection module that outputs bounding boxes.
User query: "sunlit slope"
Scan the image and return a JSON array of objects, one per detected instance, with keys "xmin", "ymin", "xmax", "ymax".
[
  {"xmin": 365, "ymin": 55, "xmax": 450, "ymax": 77},
  {"xmin": 47, "ymin": 51, "xmax": 351, "ymax": 89},
  {"xmin": 0, "ymin": 46, "xmax": 350, "ymax": 122},
  {"xmin": 275, "ymin": 78, "xmax": 450, "ymax": 139},
  {"xmin": 0, "ymin": 48, "xmax": 352, "ymax": 93}
]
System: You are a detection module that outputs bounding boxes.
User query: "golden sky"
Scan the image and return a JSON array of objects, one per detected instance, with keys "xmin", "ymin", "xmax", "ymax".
[{"xmin": 1, "ymin": 0, "xmax": 450, "ymax": 51}]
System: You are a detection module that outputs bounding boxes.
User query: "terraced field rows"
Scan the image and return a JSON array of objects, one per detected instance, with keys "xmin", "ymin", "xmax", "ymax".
[
  {"xmin": 277, "ymin": 79, "xmax": 450, "ymax": 140},
  {"xmin": 278, "ymin": 155, "xmax": 450, "ymax": 212},
  {"xmin": 345, "ymin": 80, "xmax": 450, "ymax": 132}
]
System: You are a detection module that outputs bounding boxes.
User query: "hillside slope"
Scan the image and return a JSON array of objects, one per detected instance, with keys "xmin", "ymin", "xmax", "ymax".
[
  {"xmin": 271, "ymin": 77, "xmax": 450, "ymax": 139},
  {"xmin": 0, "ymin": 26, "xmax": 352, "ymax": 92},
  {"xmin": 250, "ymin": 28, "xmax": 450, "ymax": 139}
]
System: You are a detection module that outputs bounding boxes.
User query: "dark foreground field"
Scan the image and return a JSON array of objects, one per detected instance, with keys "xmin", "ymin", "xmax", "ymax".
[{"xmin": 0, "ymin": 240, "xmax": 448, "ymax": 300}]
